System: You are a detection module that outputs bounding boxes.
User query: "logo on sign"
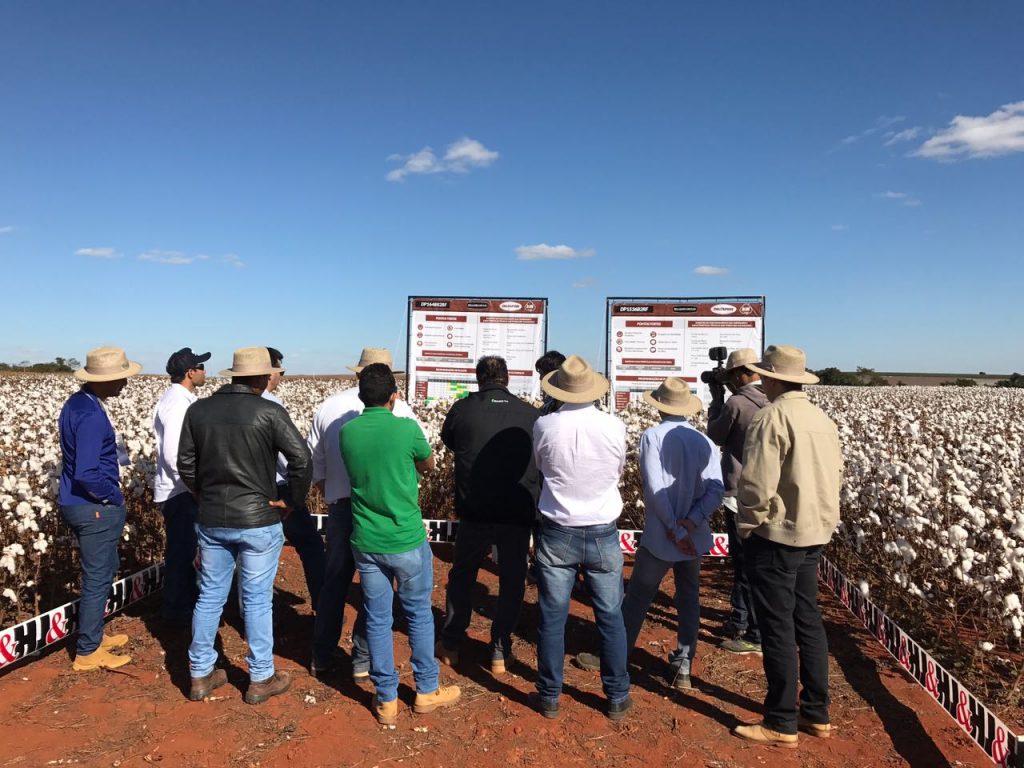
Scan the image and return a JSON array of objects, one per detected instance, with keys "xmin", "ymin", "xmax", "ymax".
[
  {"xmin": 711, "ymin": 304, "xmax": 737, "ymax": 315},
  {"xmin": 672, "ymin": 305, "xmax": 697, "ymax": 313},
  {"xmin": 739, "ymin": 304, "xmax": 753, "ymax": 315},
  {"xmin": 467, "ymin": 301, "xmax": 489, "ymax": 309},
  {"xmin": 499, "ymin": 301, "xmax": 522, "ymax": 312},
  {"xmin": 524, "ymin": 301, "xmax": 536, "ymax": 311}
]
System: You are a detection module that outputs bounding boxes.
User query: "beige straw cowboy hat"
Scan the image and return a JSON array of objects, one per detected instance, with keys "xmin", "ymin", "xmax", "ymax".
[
  {"xmin": 643, "ymin": 377, "xmax": 703, "ymax": 417},
  {"xmin": 541, "ymin": 354, "xmax": 609, "ymax": 404},
  {"xmin": 745, "ymin": 345, "xmax": 820, "ymax": 385},
  {"xmin": 218, "ymin": 347, "xmax": 283, "ymax": 378},
  {"xmin": 74, "ymin": 347, "xmax": 143, "ymax": 382},
  {"xmin": 724, "ymin": 348, "xmax": 758, "ymax": 372},
  {"xmin": 348, "ymin": 347, "xmax": 394, "ymax": 374}
]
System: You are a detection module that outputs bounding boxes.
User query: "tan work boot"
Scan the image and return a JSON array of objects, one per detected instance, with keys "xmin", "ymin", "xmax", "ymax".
[
  {"xmin": 413, "ymin": 685, "xmax": 461, "ymax": 714},
  {"xmin": 798, "ymin": 717, "xmax": 832, "ymax": 738},
  {"xmin": 733, "ymin": 722, "xmax": 799, "ymax": 748},
  {"xmin": 100, "ymin": 633, "xmax": 129, "ymax": 650},
  {"xmin": 190, "ymin": 668, "xmax": 228, "ymax": 701},
  {"xmin": 373, "ymin": 695, "xmax": 399, "ymax": 726},
  {"xmin": 434, "ymin": 640, "xmax": 459, "ymax": 666},
  {"xmin": 72, "ymin": 646, "xmax": 132, "ymax": 671},
  {"xmin": 244, "ymin": 670, "xmax": 291, "ymax": 704}
]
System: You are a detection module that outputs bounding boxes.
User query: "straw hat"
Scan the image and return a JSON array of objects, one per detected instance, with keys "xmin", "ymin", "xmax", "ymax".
[
  {"xmin": 724, "ymin": 347, "xmax": 758, "ymax": 372},
  {"xmin": 745, "ymin": 345, "xmax": 820, "ymax": 385},
  {"xmin": 643, "ymin": 377, "xmax": 703, "ymax": 417},
  {"xmin": 74, "ymin": 347, "xmax": 142, "ymax": 382},
  {"xmin": 218, "ymin": 347, "xmax": 283, "ymax": 378},
  {"xmin": 348, "ymin": 347, "xmax": 394, "ymax": 374},
  {"xmin": 541, "ymin": 354, "xmax": 608, "ymax": 404}
]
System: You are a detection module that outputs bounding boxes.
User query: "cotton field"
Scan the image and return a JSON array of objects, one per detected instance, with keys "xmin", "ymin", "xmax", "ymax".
[{"xmin": 1, "ymin": 374, "xmax": 1022, "ymax": 704}]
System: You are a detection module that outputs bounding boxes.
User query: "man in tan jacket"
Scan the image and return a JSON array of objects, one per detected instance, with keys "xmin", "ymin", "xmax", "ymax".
[{"xmin": 732, "ymin": 345, "xmax": 843, "ymax": 749}]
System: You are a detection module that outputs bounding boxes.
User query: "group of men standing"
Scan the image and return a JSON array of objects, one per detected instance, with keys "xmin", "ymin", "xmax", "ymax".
[{"xmin": 56, "ymin": 340, "xmax": 842, "ymax": 747}]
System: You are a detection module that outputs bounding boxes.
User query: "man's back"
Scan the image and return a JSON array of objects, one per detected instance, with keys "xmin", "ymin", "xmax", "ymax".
[{"xmin": 441, "ymin": 385, "xmax": 540, "ymax": 526}]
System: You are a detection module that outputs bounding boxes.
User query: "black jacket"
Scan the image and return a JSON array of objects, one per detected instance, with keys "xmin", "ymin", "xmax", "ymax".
[
  {"xmin": 440, "ymin": 383, "xmax": 540, "ymax": 526},
  {"xmin": 178, "ymin": 384, "xmax": 312, "ymax": 529}
]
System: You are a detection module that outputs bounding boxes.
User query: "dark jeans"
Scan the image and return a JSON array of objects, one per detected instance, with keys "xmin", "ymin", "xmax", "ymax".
[
  {"xmin": 441, "ymin": 519, "xmax": 531, "ymax": 659},
  {"xmin": 60, "ymin": 503, "xmax": 126, "ymax": 655},
  {"xmin": 160, "ymin": 492, "xmax": 198, "ymax": 622},
  {"xmin": 745, "ymin": 534, "xmax": 830, "ymax": 734},
  {"xmin": 535, "ymin": 519, "xmax": 630, "ymax": 705},
  {"xmin": 724, "ymin": 504, "xmax": 760, "ymax": 643},
  {"xmin": 311, "ymin": 499, "xmax": 369, "ymax": 671},
  {"xmin": 279, "ymin": 482, "xmax": 326, "ymax": 609}
]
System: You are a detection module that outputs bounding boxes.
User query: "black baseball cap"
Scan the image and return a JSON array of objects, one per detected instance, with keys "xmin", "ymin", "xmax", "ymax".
[{"xmin": 166, "ymin": 347, "xmax": 211, "ymax": 377}]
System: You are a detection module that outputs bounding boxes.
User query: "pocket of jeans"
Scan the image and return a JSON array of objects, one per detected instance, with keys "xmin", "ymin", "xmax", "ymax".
[
  {"xmin": 537, "ymin": 527, "xmax": 573, "ymax": 567},
  {"xmin": 594, "ymin": 533, "xmax": 624, "ymax": 573}
]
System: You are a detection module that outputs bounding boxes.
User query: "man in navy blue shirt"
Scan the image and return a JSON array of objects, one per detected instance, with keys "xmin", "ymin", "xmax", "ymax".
[{"xmin": 58, "ymin": 347, "xmax": 141, "ymax": 671}]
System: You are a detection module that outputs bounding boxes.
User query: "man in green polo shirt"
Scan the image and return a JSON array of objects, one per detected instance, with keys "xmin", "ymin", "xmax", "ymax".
[{"xmin": 341, "ymin": 363, "xmax": 461, "ymax": 725}]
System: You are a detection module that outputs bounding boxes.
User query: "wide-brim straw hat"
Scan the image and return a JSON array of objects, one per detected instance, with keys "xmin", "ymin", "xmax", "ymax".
[
  {"xmin": 218, "ymin": 347, "xmax": 283, "ymax": 378},
  {"xmin": 724, "ymin": 347, "xmax": 758, "ymax": 372},
  {"xmin": 74, "ymin": 347, "xmax": 143, "ymax": 382},
  {"xmin": 746, "ymin": 345, "xmax": 820, "ymax": 385},
  {"xmin": 541, "ymin": 354, "xmax": 609, "ymax": 404},
  {"xmin": 348, "ymin": 347, "xmax": 394, "ymax": 373},
  {"xmin": 643, "ymin": 377, "xmax": 703, "ymax": 417}
]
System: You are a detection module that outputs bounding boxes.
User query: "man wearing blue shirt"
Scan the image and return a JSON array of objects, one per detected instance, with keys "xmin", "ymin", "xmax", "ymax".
[
  {"xmin": 58, "ymin": 347, "xmax": 142, "ymax": 671},
  {"xmin": 575, "ymin": 377, "xmax": 723, "ymax": 690}
]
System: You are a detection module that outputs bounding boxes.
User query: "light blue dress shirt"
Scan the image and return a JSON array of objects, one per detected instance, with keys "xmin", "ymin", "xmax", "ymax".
[{"xmin": 639, "ymin": 416, "xmax": 724, "ymax": 562}]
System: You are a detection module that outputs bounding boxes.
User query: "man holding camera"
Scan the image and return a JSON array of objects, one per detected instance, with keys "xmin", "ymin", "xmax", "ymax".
[{"xmin": 705, "ymin": 347, "xmax": 768, "ymax": 655}]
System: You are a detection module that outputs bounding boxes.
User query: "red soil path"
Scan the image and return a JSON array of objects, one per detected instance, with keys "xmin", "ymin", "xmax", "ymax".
[{"xmin": 0, "ymin": 545, "xmax": 987, "ymax": 768}]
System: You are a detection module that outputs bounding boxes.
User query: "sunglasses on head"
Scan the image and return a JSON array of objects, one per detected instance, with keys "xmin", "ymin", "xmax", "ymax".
[{"xmin": 191, "ymin": 363, "xmax": 205, "ymax": 371}]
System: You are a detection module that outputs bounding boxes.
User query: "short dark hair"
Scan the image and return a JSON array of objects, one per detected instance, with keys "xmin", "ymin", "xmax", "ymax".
[
  {"xmin": 476, "ymin": 356, "xmax": 508, "ymax": 387},
  {"xmin": 170, "ymin": 372, "xmax": 186, "ymax": 384},
  {"xmin": 358, "ymin": 363, "xmax": 397, "ymax": 407},
  {"xmin": 267, "ymin": 347, "xmax": 283, "ymax": 368},
  {"xmin": 535, "ymin": 350, "xmax": 566, "ymax": 378}
]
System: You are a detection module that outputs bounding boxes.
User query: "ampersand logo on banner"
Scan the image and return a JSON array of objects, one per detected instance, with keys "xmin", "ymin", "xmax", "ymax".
[
  {"xmin": 991, "ymin": 726, "xmax": 1009, "ymax": 767},
  {"xmin": 619, "ymin": 532, "xmax": 637, "ymax": 554},
  {"xmin": 840, "ymin": 586, "xmax": 851, "ymax": 608},
  {"xmin": 46, "ymin": 610, "xmax": 68, "ymax": 643},
  {"xmin": 876, "ymin": 616, "xmax": 887, "ymax": 646},
  {"xmin": 0, "ymin": 630, "xmax": 18, "ymax": 667},
  {"xmin": 709, "ymin": 536, "xmax": 728, "ymax": 557},
  {"xmin": 955, "ymin": 690, "xmax": 971, "ymax": 733},
  {"xmin": 132, "ymin": 574, "xmax": 145, "ymax": 602},
  {"xmin": 899, "ymin": 636, "xmax": 910, "ymax": 670},
  {"xmin": 925, "ymin": 660, "xmax": 939, "ymax": 699}
]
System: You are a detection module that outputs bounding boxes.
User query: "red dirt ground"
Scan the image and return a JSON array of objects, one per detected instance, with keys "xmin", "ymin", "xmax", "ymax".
[{"xmin": 0, "ymin": 545, "xmax": 989, "ymax": 768}]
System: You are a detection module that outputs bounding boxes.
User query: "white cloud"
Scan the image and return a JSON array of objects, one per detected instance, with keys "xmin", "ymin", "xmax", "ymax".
[
  {"xmin": 694, "ymin": 265, "xmax": 729, "ymax": 277},
  {"xmin": 836, "ymin": 115, "xmax": 906, "ymax": 148},
  {"xmin": 831, "ymin": 224, "xmax": 849, "ymax": 231},
  {"xmin": 387, "ymin": 136, "xmax": 499, "ymax": 181},
  {"xmin": 0, "ymin": 225, "xmax": 14, "ymax": 234},
  {"xmin": 138, "ymin": 249, "xmax": 209, "ymax": 265},
  {"xmin": 74, "ymin": 247, "xmax": 120, "ymax": 259},
  {"xmin": 572, "ymin": 277, "xmax": 597, "ymax": 289},
  {"xmin": 878, "ymin": 190, "xmax": 922, "ymax": 207},
  {"xmin": 884, "ymin": 127, "xmax": 921, "ymax": 146},
  {"xmin": 515, "ymin": 243, "xmax": 595, "ymax": 261},
  {"xmin": 914, "ymin": 101, "xmax": 1024, "ymax": 160},
  {"xmin": 222, "ymin": 254, "xmax": 245, "ymax": 268}
]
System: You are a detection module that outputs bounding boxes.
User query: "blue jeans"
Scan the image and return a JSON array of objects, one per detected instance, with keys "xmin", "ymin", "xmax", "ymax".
[
  {"xmin": 312, "ymin": 499, "xmax": 369, "ymax": 671},
  {"xmin": 278, "ymin": 483, "xmax": 326, "ymax": 609},
  {"xmin": 621, "ymin": 546, "xmax": 700, "ymax": 674},
  {"xmin": 190, "ymin": 523, "xmax": 284, "ymax": 682},
  {"xmin": 353, "ymin": 539, "xmax": 439, "ymax": 703},
  {"xmin": 724, "ymin": 498, "xmax": 759, "ymax": 643},
  {"xmin": 160, "ymin": 492, "xmax": 199, "ymax": 622},
  {"xmin": 535, "ymin": 519, "xmax": 630, "ymax": 705},
  {"xmin": 60, "ymin": 503, "xmax": 126, "ymax": 655}
]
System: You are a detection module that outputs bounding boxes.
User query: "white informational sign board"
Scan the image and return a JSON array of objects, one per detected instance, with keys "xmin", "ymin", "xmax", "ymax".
[
  {"xmin": 406, "ymin": 296, "xmax": 548, "ymax": 403},
  {"xmin": 606, "ymin": 297, "xmax": 765, "ymax": 410}
]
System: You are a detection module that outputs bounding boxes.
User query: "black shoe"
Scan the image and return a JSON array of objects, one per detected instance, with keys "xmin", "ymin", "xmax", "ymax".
[
  {"xmin": 310, "ymin": 659, "xmax": 336, "ymax": 680},
  {"xmin": 607, "ymin": 695, "xmax": 633, "ymax": 721},
  {"xmin": 528, "ymin": 692, "xmax": 560, "ymax": 719}
]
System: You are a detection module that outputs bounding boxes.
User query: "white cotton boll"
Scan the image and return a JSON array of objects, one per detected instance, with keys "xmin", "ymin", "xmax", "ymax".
[
  {"xmin": 979, "ymin": 641, "xmax": 995, "ymax": 652},
  {"xmin": 1005, "ymin": 594, "xmax": 1021, "ymax": 615},
  {"xmin": 858, "ymin": 580, "xmax": 870, "ymax": 596},
  {"xmin": 2, "ymin": 588, "xmax": 16, "ymax": 602}
]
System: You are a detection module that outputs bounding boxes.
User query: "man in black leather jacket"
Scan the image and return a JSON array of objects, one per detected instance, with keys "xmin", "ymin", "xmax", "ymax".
[{"xmin": 178, "ymin": 346, "xmax": 312, "ymax": 705}]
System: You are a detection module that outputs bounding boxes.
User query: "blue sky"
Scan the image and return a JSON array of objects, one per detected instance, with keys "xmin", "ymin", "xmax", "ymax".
[{"xmin": 2, "ymin": 3, "xmax": 1022, "ymax": 374}]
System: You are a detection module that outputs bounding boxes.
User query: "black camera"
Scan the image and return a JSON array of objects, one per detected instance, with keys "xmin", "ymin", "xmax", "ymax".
[{"xmin": 699, "ymin": 346, "xmax": 729, "ymax": 385}]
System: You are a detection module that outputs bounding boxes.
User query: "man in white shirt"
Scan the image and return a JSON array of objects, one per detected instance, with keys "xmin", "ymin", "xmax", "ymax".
[
  {"xmin": 153, "ymin": 347, "xmax": 210, "ymax": 626},
  {"xmin": 309, "ymin": 347, "xmax": 423, "ymax": 680},
  {"xmin": 531, "ymin": 355, "xmax": 632, "ymax": 721},
  {"xmin": 262, "ymin": 347, "xmax": 326, "ymax": 610}
]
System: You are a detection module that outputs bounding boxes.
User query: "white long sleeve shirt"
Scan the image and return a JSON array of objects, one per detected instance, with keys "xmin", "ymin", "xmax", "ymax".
[
  {"xmin": 152, "ymin": 383, "xmax": 198, "ymax": 503},
  {"xmin": 307, "ymin": 386, "xmax": 422, "ymax": 504},
  {"xmin": 262, "ymin": 390, "xmax": 289, "ymax": 484},
  {"xmin": 532, "ymin": 403, "xmax": 626, "ymax": 526}
]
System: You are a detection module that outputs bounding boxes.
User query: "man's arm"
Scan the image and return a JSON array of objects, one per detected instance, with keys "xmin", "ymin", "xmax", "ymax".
[
  {"xmin": 158, "ymin": 399, "xmax": 189, "ymax": 488},
  {"xmin": 683, "ymin": 443, "xmax": 725, "ymax": 528},
  {"xmin": 273, "ymin": 409, "xmax": 312, "ymax": 506},
  {"xmin": 639, "ymin": 430, "xmax": 677, "ymax": 533},
  {"xmin": 736, "ymin": 410, "xmax": 786, "ymax": 538},
  {"xmin": 177, "ymin": 409, "xmax": 198, "ymax": 496},
  {"xmin": 307, "ymin": 406, "xmax": 328, "ymax": 491},
  {"xmin": 73, "ymin": 411, "xmax": 121, "ymax": 503},
  {"xmin": 705, "ymin": 396, "xmax": 738, "ymax": 447},
  {"xmin": 411, "ymin": 420, "xmax": 435, "ymax": 473},
  {"xmin": 439, "ymin": 399, "xmax": 460, "ymax": 451}
]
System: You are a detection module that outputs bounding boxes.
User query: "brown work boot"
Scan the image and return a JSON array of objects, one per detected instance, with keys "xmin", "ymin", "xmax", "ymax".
[
  {"xmin": 244, "ymin": 670, "xmax": 291, "ymax": 704},
  {"xmin": 798, "ymin": 717, "xmax": 832, "ymax": 738},
  {"xmin": 373, "ymin": 695, "xmax": 399, "ymax": 726},
  {"xmin": 413, "ymin": 685, "xmax": 461, "ymax": 714},
  {"xmin": 434, "ymin": 640, "xmax": 459, "ymax": 666},
  {"xmin": 100, "ymin": 633, "xmax": 129, "ymax": 650},
  {"xmin": 733, "ymin": 722, "xmax": 799, "ymax": 748},
  {"xmin": 189, "ymin": 668, "xmax": 228, "ymax": 701},
  {"xmin": 72, "ymin": 646, "xmax": 132, "ymax": 671}
]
